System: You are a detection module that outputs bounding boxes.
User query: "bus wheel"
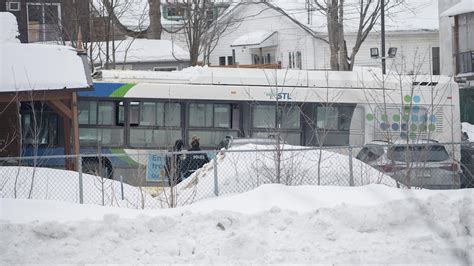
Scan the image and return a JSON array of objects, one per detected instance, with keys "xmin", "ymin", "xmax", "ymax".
[{"xmin": 83, "ymin": 158, "xmax": 113, "ymax": 179}]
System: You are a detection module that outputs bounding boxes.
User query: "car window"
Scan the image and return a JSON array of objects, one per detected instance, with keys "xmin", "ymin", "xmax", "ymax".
[
  {"xmin": 388, "ymin": 145, "xmax": 449, "ymax": 162},
  {"xmin": 356, "ymin": 145, "xmax": 385, "ymax": 162}
]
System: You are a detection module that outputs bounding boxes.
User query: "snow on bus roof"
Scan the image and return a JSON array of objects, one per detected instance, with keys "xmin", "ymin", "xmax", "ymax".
[
  {"xmin": 0, "ymin": 43, "xmax": 90, "ymax": 92},
  {"xmin": 97, "ymin": 66, "xmax": 454, "ymax": 90}
]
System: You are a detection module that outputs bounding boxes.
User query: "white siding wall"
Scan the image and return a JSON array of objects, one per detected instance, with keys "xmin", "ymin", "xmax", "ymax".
[
  {"xmin": 352, "ymin": 32, "xmax": 440, "ymax": 75},
  {"xmin": 313, "ymin": 31, "xmax": 440, "ymax": 75},
  {"xmin": 209, "ymin": 4, "xmax": 317, "ymax": 69}
]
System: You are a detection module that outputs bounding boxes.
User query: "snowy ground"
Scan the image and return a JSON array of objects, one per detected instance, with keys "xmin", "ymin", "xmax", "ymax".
[
  {"xmin": 1, "ymin": 144, "xmax": 395, "ymax": 208},
  {"xmin": 1, "ymin": 184, "xmax": 472, "ymax": 264}
]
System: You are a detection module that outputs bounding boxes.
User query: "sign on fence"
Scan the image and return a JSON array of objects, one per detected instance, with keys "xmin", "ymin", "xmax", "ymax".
[{"xmin": 146, "ymin": 153, "xmax": 167, "ymax": 182}]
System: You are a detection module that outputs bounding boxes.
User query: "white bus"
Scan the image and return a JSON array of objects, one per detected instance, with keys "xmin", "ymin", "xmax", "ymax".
[{"xmin": 82, "ymin": 67, "xmax": 461, "ymax": 149}]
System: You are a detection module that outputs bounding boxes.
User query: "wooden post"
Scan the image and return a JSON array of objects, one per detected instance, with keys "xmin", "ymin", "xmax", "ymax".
[{"xmin": 63, "ymin": 116, "xmax": 72, "ymax": 170}]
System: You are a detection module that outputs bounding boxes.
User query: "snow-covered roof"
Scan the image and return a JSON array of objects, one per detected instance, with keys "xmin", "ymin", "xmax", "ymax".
[
  {"xmin": 231, "ymin": 31, "xmax": 276, "ymax": 47},
  {"xmin": 0, "ymin": 12, "xmax": 20, "ymax": 43},
  {"xmin": 0, "ymin": 43, "xmax": 90, "ymax": 92},
  {"xmin": 440, "ymin": 0, "xmax": 474, "ymax": 17},
  {"xmin": 91, "ymin": 38, "xmax": 189, "ymax": 65}
]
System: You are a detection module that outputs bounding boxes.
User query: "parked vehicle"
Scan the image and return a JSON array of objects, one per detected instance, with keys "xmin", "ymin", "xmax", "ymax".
[{"xmin": 356, "ymin": 140, "xmax": 461, "ymax": 189}]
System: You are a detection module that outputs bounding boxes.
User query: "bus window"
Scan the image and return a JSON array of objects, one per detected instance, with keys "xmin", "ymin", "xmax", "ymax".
[
  {"xmin": 129, "ymin": 102, "xmax": 140, "ymax": 126},
  {"xmin": 189, "ymin": 103, "xmax": 231, "ymax": 128},
  {"xmin": 21, "ymin": 113, "xmax": 58, "ymax": 146},
  {"xmin": 252, "ymin": 105, "xmax": 275, "ymax": 129},
  {"xmin": 316, "ymin": 106, "xmax": 354, "ymax": 131},
  {"xmin": 117, "ymin": 101, "xmax": 125, "ymax": 125},
  {"xmin": 78, "ymin": 101, "xmax": 97, "ymax": 125},
  {"xmin": 139, "ymin": 102, "xmax": 181, "ymax": 127},
  {"xmin": 316, "ymin": 106, "xmax": 338, "ymax": 130},
  {"xmin": 98, "ymin": 102, "xmax": 115, "ymax": 125},
  {"xmin": 279, "ymin": 105, "xmax": 300, "ymax": 129},
  {"xmin": 164, "ymin": 103, "xmax": 181, "ymax": 127}
]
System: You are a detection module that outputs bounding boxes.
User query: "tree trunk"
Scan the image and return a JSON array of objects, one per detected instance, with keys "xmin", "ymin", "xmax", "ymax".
[{"xmin": 147, "ymin": 0, "xmax": 162, "ymax": 39}]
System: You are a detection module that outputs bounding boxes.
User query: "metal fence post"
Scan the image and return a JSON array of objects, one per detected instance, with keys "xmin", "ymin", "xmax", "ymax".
[
  {"xmin": 213, "ymin": 157, "xmax": 219, "ymax": 196},
  {"xmin": 348, "ymin": 146, "xmax": 354, "ymax": 186},
  {"xmin": 78, "ymin": 154, "xmax": 84, "ymax": 204},
  {"xmin": 120, "ymin": 175, "xmax": 124, "ymax": 200}
]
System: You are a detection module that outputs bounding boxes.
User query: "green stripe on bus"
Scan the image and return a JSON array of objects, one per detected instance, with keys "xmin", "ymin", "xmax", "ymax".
[
  {"xmin": 110, "ymin": 83, "xmax": 135, "ymax": 97},
  {"xmin": 110, "ymin": 148, "xmax": 139, "ymax": 166}
]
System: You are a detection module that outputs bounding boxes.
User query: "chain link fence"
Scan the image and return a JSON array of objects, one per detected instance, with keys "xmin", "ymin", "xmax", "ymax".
[{"xmin": 1, "ymin": 142, "xmax": 472, "ymax": 209}]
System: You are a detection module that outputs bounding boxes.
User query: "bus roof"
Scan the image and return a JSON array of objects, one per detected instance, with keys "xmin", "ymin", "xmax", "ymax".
[{"xmin": 87, "ymin": 67, "xmax": 457, "ymax": 104}]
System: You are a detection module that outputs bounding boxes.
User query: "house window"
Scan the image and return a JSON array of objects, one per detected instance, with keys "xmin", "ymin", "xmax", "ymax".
[
  {"xmin": 27, "ymin": 3, "xmax": 61, "ymax": 42},
  {"xmin": 165, "ymin": 3, "xmax": 185, "ymax": 19},
  {"xmin": 6, "ymin": 2, "xmax": 20, "ymax": 11},
  {"xmin": 252, "ymin": 54, "xmax": 260, "ymax": 64},
  {"xmin": 153, "ymin": 67, "xmax": 177, "ymax": 72},
  {"xmin": 288, "ymin": 52, "xmax": 296, "ymax": 68},
  {"xmin": 432, "ymin": 47, "xmax": 440, "ymax": 75},
  {"xmin": 206, "ymin": 9, "xmax": 214, "ymax": 21},
  {"xmin": 227, "ymin": 56, "xmax": 233, "ymax": 65},
  {"xmin": 296, "ymin": 51, "xmax": 302, "ymax": 69},
  {"xmin": 458, "ymin": 51, "xmax": 474, "ymax": 74},
  {"xmin": 219, "ymin": 56, "xmax": 226, "ymax": 66}
]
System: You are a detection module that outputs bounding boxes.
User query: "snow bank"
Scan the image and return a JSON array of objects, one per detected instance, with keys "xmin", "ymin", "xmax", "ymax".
[
  {"xmin": 462, "ymin": 122, "xmax": 474, "ymax": 141},
  {"xmin": 0, "ymin": 12, "xmax": 20, "ymax": 43},
  {"xmin": 167, "ymin": 144, "xmax": 396, "ymax": 206},
  {"xmin": 0, "ymin": 167, "xmax": 160, "ymax": 209},
  {"xmin": 0, "ymin": 184, "xmax": 472, "ymax": 264}
]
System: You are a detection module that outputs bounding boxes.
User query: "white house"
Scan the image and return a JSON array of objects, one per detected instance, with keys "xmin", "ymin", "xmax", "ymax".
[
  {"xmin": 209, "ymin": 0, "xmax": 440, "ymax": 75},
  {"xmin": 439, "ymin": 0, "xmax": 474, "ymax": 124}
]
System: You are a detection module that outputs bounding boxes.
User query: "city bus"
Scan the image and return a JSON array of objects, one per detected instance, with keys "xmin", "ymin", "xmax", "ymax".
[{"xmin": 20, "ymin": 67, "xmax": 461, "ymax": 184}]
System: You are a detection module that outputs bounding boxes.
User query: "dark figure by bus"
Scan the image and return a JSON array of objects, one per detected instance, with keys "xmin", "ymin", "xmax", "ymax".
[
  {"xmin": 166, "ymin": 139, "xmax": 184, "ymax": 186},
  {"xmin": 181, "ymin": 136, "xmax": 209, "ymax": 178}
]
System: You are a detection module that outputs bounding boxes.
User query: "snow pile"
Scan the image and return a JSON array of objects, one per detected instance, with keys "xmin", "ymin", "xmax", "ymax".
[
  {"xmin": 0, "ymin": 167, "xmax": 160, "ymax": 209},
  {"xmin": 0, "ymin": 43, "xmax": 89, "ymax": 91},
  {"xmin": 0, "ymin": 184, "xmax": 472, "ymax": 264},
  {"xmin": 0, "ymin": 12, "xmax": 20, "ymax": 43},
  {"xmin": 462, "ymin": 122, "xmax": 474, "ymax": 141},
  {"xmin": 170, "ymin": 144, "xmax": 396, "ymax": 206}
]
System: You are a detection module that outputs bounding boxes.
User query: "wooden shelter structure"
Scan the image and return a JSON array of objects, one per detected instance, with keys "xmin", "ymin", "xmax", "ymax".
[{"xmin": 0, "ymin": 42, "xmax": 92, "ymax": 169}]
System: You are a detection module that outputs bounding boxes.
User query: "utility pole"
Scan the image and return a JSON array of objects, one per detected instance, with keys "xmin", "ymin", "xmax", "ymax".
[{"xmin": 381, "ymin": 0, "xmax": 386, "ymax": 74}]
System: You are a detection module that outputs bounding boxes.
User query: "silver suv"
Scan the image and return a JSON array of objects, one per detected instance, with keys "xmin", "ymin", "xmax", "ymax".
[{"xmin": 356, "ymin": 140, "xmax": 461, "ymax": 189}]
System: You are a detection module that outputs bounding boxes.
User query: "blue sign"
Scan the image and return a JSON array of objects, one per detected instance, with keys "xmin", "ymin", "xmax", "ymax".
[{"xmin": 146, "ymin": 154, "xmax": 167, "ymax": 182}]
